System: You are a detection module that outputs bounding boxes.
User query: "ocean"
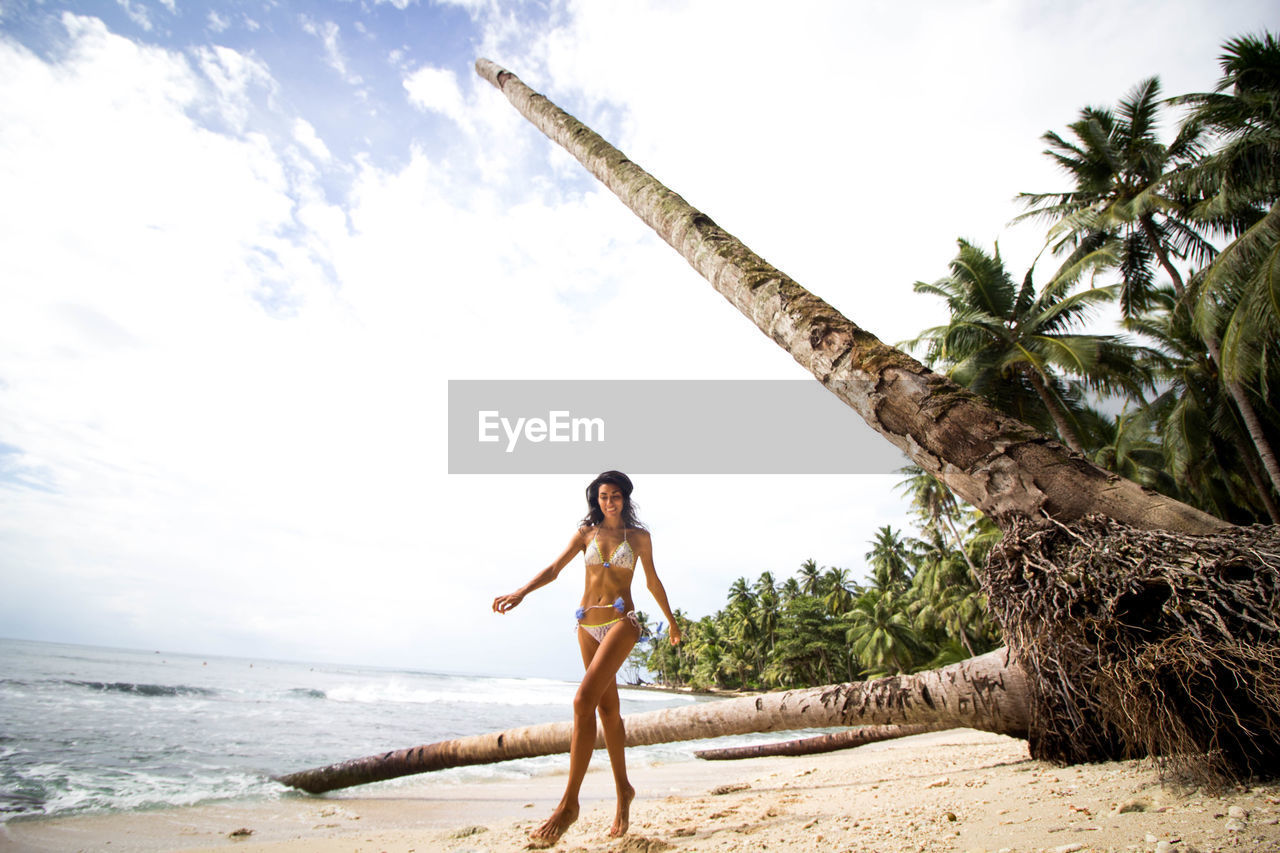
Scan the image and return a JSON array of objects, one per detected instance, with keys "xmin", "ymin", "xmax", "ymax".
[{"xmin": 0, "ymin": 638, "xmax": 803, "ymax": 824}]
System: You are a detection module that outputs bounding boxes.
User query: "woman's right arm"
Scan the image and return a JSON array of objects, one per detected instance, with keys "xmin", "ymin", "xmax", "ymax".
[{"xmin": 492, "ymin": 529, "xmax": 587, "ymax": 614}]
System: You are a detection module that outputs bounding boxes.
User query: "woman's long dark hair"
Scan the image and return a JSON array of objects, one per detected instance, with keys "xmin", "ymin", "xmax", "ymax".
[{"xmin": 579, "ymin": 470, "xmax": 646, "ymax": 530}]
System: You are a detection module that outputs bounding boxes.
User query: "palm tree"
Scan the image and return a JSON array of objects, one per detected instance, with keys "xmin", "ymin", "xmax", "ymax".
[
  {"xmin": 1126, "ymin": 289, "xmax": 1279, "ymax": 522},
  {"xmin": 1020, "ymin": 71, "xmax": 1280, "ymax": 498},
  {"xmin": 1017, "ymin": 77, "xmax": 1212, "ymax": 315},
  {"xmin": 846, "ymin": 588, "xmax": 927, "ymax": 677},
  {"xmin": 1175, "ymin": 33, "xmax": 1280, "ymax": 216},
  {"xmin": 907, "ymin": 525, "xmax": 998, "ymax": 657},
  {"xmin": 687, "ymin": 616, "xmax": 727, "ymax": 689},
  {"xmin": 1079, "ymin": 407, "xmax": 1179, "ymax": 496},
  {"xmin": 1175, "ymin": 33, "xmax": 1280, "ymax": 498},
  {"xmin": 905, "ymin": 240, "xmax": 1153, "ymax": 453},
  {"xmin": 644, "ymin": 609, "xmax": 693, "ymax": 686},
  {"xmin": 753, "ymin": 571, "xmax": 781, "ymax": 665},
  {"xmin": 896, "ymin": 464, "xmax": 977, "ymax": 573},
  {"xmin": 821, "ymin": 567, "xmax": 858, "ymax": 615},
  {"xmin": 864, "ymin": 525, "xmax": 912, "ymax": 592},
  {"xmin": 796, "ymin": 558, "xmax": 822, "ymax": 596},
  {"xmin": 767, "ymin": 593, "xmax": 842, "ymax": 686},
  {"xmin": 724, "ymin": 577, "xmax": 761, "ymax": 686}
]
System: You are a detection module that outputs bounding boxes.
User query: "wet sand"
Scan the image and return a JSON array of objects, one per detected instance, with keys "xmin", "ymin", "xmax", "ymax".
[{"xmin": 4, "ymin": 729, "xmax": 1279, "ymax": 852}]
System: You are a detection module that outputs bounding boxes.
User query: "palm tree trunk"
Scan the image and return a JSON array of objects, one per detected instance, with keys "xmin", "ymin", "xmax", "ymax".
[
  {"xmin": 1210, "ymin": 339, "xmax": 1280, "ymax": 499},
  {"xmin": 1141, "ymin": 214, "xmax": 1280, "ymax": 498},
  {"xmin": 1237, "ymin": 433, "xmax": 1280, "ymax": 523},
  {"xmin": 694, "ymin": 723, "xmax": 946, "ymax": 760},
  {"xmin": 1022, "ymin": 367, "xmax": 1085, "ymax": 453},
  {"xmin": 939, "ymin": 510, "xmax": 978, "ymax": 577},
  {"xmin": 276, "ymin": 651, "xmax": 1027, "ymax": 793},
  {"xmin": 1140, "ymin": 214, "xmax": 1187, "ymax": 297},
  {"xmin": 475, "ymin": 59, "xmax": 1224, "ymax": 536}
]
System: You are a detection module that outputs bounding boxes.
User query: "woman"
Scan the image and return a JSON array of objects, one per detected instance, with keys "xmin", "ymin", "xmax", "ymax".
[{"xmin": 492, "ymin": 471, "xmax": 681, "ymax": 846}]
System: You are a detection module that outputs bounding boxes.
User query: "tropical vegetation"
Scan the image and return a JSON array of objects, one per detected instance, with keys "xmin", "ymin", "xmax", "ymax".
[{"xmin": 635, "ymin": 469, "xmax": 1002, "ymax": 689}]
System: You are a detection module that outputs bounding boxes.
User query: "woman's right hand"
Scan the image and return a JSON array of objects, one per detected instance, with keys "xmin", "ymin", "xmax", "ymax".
[{"xmin": 492, "ymin": 591, "xmax": 524, "ymax": 614}]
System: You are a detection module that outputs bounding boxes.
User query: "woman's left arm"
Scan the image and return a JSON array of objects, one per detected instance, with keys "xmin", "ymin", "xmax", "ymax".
[{"xmin": 635, "ymin": 531, "xmax": 681, "ymax": 645}]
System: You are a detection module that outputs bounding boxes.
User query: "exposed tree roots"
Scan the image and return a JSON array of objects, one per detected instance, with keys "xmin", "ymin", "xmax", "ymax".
[{"xmin": 985, "ymin": 514, "xmax": 1280, "ymax": 784}]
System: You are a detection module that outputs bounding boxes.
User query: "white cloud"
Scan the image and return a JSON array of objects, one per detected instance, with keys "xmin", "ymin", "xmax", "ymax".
[
  {"xmin": 192, "ymin": 44, "xmax": 275, "ymax": 133},
  {"xmin": 0, "ymin": 14, "xmax": 361, "ymax": 649},
  {"xmin": 299, "ymin": 15, "xmax": 362, "ymax": 85},
  {"xmin": 291, "ymin": 117, "xmax": 331, "ymax": 162},
  {"xmin": 403, "ymin": 64, "xmax": 468, "ymax": 128},
  {"xmin": 115, "ymin": 0, "xmax": 153, "ymax": 31}
]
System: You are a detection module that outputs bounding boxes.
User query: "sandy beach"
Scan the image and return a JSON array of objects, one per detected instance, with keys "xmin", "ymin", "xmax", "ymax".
[{"xmin": 5, "ymin": 729, "xmax": 1280, "ymax": 853}]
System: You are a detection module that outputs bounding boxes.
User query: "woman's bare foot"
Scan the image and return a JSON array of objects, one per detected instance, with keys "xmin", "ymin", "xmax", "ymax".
[
  {"xmin": 608, "ymin": 784, "xmax": 635, "ymax": 838},
  {"xmin": 528, "ymin": 802, "xmax": 579, "ymax": 848}
]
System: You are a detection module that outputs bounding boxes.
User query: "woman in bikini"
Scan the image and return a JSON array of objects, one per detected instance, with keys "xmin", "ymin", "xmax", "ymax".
[{"xmin": 492, "ymin": 470, "xmax": 681, "ymax": 846}]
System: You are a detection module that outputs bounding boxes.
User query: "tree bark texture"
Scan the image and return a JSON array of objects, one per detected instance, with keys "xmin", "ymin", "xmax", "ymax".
[
  {"xmin": 277, "ymin": 650, "xmax": 1028, "ymax": 793},
  {"xmin": 474, "ymin": 59, "xmax": 1225, "ymax": 536},
  {"xmin": 693, "ymin": 723, "xmax": 946, "ymax": 761}
]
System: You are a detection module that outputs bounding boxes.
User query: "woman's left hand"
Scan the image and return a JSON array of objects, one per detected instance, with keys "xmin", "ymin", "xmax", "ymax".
[{"xmin": 668, "ymin": 622, "xmax": 682, "ymax": 645}]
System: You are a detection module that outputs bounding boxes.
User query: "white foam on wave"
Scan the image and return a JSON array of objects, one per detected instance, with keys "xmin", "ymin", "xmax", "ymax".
[{"xmin": 13, "ymin": 762, "xmax": 282, "ymax": 821}]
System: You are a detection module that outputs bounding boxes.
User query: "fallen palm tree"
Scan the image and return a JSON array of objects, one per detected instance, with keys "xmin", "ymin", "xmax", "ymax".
[
  {"xmin": 276, "ymin": 61, "xmax": 1279, "ymax": 793},
  {"xmin": 277, "ymin": 651, "xmax": 1023, "ymax": 793},
  {"xmin": 693, "ymin": 723, "xmax": 945, "ymax": 761}
]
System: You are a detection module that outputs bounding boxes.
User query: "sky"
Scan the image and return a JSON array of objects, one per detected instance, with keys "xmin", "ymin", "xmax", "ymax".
[{"xmin": 1, "ymin": 0, "xmax": 1275, "ymax": 680}]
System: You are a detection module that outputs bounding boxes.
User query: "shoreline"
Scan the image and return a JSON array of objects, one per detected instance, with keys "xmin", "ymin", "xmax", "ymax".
[{"xmin": 6, "ymin": 729, "xmax": 1280, "ymax": 852}]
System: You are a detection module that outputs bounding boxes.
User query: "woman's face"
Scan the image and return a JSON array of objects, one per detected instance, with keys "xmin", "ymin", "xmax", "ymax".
[{"xmin": 597, "ymin": 483, "xmax": 624, "ymax": 520}]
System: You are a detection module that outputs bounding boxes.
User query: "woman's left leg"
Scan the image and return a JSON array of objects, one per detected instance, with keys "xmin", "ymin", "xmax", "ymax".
[
  {"xmin": 529, "ymin": 621, "xmax": 638, "ymax": 846},
  {"xmin": 596, "ymin": 677, "xmax": 634, "ymax": 837}
]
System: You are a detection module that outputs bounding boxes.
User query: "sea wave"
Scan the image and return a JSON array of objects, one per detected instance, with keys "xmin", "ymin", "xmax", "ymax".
[
  {"xmin": 0, "ymin": 764, "xmax": 281, "ymax": 822},
  {"xmin": 63, "ymin": 680, "xmax": 219, "ymax": 698}
]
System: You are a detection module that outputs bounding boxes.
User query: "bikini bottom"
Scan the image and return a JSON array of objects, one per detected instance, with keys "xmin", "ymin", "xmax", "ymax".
[{"xmin": 578, "ymin": 611, "xmax": 640, "ymax": 643}]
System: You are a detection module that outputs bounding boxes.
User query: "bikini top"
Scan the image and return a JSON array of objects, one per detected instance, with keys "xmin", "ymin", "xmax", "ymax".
[{"xmin": 584, "ymin": 528, "xmax": 636, "ymax": 570}]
